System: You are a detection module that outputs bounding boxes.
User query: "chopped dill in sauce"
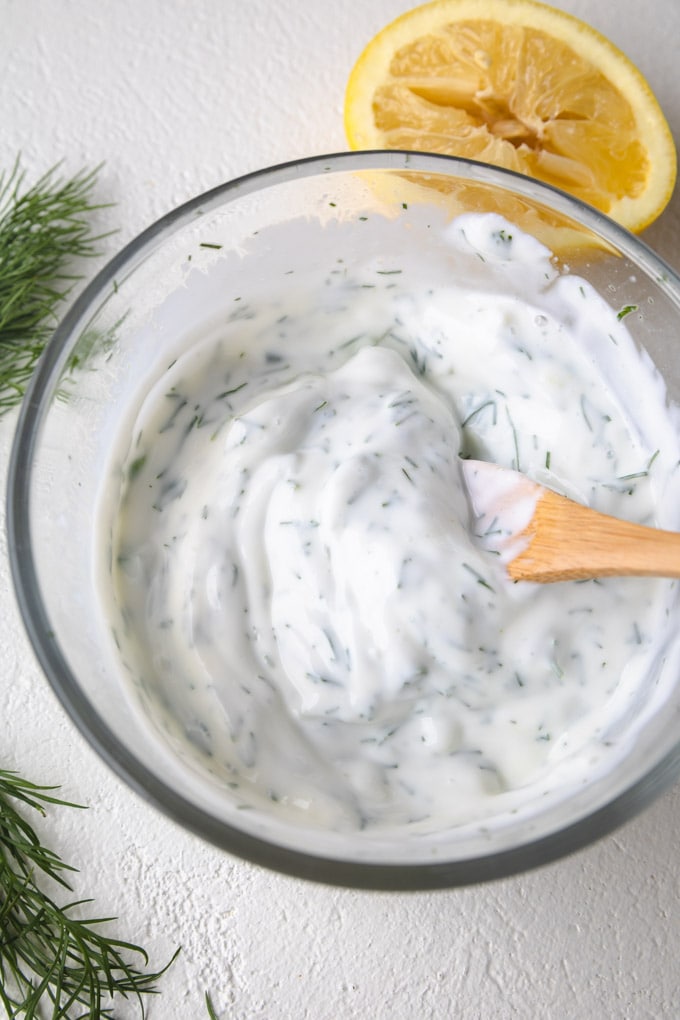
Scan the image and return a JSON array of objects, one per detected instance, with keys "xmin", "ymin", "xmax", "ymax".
[{"xmin": 102, "ymin": 211, "xmax": 680, "ymax": 836}]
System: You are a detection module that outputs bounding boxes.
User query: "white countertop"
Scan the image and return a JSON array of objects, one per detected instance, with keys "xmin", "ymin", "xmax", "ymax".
[{"xmin": 3, "ymin": 1, "xmax": 680, "ymax": 1016}]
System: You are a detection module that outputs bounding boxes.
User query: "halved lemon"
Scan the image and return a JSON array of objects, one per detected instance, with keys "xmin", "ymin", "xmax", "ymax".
[{"xmin": 344, "ymin": 0, "xmax": 676, "ymax": 232}]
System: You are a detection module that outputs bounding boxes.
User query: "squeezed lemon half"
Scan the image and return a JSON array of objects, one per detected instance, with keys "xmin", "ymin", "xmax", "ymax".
[{"xmin": 344, "ymin": 0, "xmax": 676, "ymax": 232}]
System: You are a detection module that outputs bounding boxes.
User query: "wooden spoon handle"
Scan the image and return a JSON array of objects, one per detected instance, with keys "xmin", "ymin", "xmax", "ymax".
[{"xmin": 509, "ymin": 489, "xmax": 680, "ymax": 583}]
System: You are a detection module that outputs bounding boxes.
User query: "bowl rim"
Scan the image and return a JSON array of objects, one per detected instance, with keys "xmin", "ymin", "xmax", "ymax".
[{"xmin": 8, "ymin": 148, "xmax": 680, "ymax": 890}]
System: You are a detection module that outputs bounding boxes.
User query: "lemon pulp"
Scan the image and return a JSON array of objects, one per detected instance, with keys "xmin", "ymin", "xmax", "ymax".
[{"xmin": 345, "ymin": 0, "xmax": 676, "ymax": 231}]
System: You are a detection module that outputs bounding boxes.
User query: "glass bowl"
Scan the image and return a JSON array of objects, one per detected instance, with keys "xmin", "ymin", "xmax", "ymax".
[{"xmin": 8, "ymin": 151, "xmax": 680, "ymax": 890}]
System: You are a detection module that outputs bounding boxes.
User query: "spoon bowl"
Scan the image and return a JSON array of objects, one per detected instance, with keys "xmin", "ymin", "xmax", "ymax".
[{"xmin": 463, "ymin": 459, "xmax": 680, "ymax": 583}]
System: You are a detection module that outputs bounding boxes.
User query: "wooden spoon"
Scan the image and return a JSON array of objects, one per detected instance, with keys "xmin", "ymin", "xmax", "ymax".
[{"xmin": 461, "ymin": 459, "xmax": 680, "ymax": 584}]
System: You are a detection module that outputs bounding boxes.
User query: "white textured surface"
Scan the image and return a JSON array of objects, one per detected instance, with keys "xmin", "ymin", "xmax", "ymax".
[{"xmin": 2, "ymin": 1, "xmax": 680, "ymax": 1017}]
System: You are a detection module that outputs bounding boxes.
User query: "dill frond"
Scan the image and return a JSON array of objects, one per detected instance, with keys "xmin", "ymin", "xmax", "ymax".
[
  {"xmin": 0, "ymin": 158, "xmax": 110, "ymax": 416},
  {"xmin": 0, "ymin": 767, "xmax": 179, "ymax": 1018}
]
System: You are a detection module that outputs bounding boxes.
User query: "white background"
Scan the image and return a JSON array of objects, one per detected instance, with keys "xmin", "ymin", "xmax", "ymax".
[{"xmin": 2, "ymin": 1, "xmax": 680, "ymax": 1017}]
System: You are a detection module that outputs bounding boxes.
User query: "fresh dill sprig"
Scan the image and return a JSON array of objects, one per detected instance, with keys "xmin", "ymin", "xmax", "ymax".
[
  {"xmin": 0, "ymin": 766, "xmax": 179, "ymax": 1018},
  {"xmin": 0, "ymin": 158, "xmax": 110, "ymax": 416}
]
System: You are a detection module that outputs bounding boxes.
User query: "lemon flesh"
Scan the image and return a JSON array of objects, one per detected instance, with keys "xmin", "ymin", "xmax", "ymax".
[{"xmin": 345, "ymin": 0, "xmax": 676, "ymax": 231}]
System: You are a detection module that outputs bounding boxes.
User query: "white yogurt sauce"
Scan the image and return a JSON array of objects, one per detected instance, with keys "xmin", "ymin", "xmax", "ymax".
[{"xmin": 103, "ymin": 212, "xmax": 680, "ymax": 834}]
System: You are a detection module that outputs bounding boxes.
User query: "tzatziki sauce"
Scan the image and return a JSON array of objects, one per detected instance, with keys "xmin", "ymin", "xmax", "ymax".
[{"xmin": 100, "ymin": 211, "xmax": 680, "ymax": 838}]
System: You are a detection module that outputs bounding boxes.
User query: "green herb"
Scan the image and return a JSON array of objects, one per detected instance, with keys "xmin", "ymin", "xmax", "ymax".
[
  {"xmin": 0, "ymin": 766, "xmax": 178, "ymax": 1018},
  {"xmin": 64, "ymin": 312, "xmax": 128, "ymax": 379},
  {"xmin": 409, "ymin": 346, "xmax": 427, "ymax": 377},
  {"xmin": 505, "ymin": 406, "xmax": 520, "ymax": 471},
  {"xmin": 477, "ymin": 515, "xmax": 501, "ymax": 539},
  {"xmin": 617, "ymin": 304, "xmax": 638, "ymax": 321},
  {"xmin": 128, "ymin": 454, "xmax": 147, "ymax": 482},
  {"xmin": 579, "ymin": 393, "xmax": 593, "ymax": 432},
  {"xmin": 461, "ymin": 562, "xmax": 495, "ymax": 593},
  {"xmin": 462, "ymin": 399, "xmax": 497, "ymax": 428},
  {"xmin": 0, "ymin": 158, "xmax": 109, "ymax": 417},
  {"xmin": 205, "ymin": 992, "xmax": 220, "ymax": 1019},
  {"xmin": 617, "ymin": 469, "xmax": 648, "ymax": 481},
  {"xmin": 218, "ymin": 382, "xmax": 248, "ymax": 399}
]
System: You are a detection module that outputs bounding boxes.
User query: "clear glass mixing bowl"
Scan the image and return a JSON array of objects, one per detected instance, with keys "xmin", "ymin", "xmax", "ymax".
[{"xmin": 8, "ymin": 151, "xmax": 680, "ymax": 889}]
